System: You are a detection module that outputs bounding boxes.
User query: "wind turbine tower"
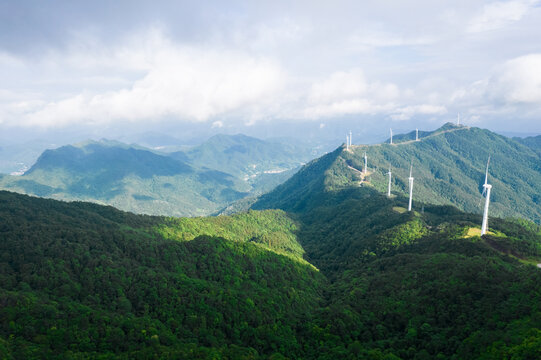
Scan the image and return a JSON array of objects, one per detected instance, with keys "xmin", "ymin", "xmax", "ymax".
[
  {"xmin": 481, "ymin": 156, "xmax": 492, "ymax": 235},
  {"xmin": 416, "ymin": 128, "xmax": 419, "ymax": 141},
  {"xmin": 346, "ymin": 134, "xmax": 349, "ymax": 150},
  {"xmin": 364, "ymin": 152, "xmax": 368, "ymax": 175},
  {"xmin": 408, "ymin": 164, "xmax": 414, "ymax": 212},
  {"xmin": 387, "ymin": 166, "xmax": 392, "ymax": 197},
  {"xmin": 390, "ymin": 128, "xmax": 393, "ymax": 144},
  {"xmin": 457, "ymin": 113, "xmax": 460, "ymax": 126},
  {"xmin": 349, "ymin": 131, "xmax": 352, "ymax": 147}
]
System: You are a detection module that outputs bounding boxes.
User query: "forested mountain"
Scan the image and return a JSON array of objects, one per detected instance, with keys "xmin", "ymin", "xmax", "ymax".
[
  {"xmin": 2, "ymin": 182, "xmax": 541, "ymax": 358},
  {"xmin": 253, "ymin": 123, "xmax": 541, "ymax": 222},
  {"xmin": 0, "ymin": 191, "xmax": 325, "ymax": 359},
  {"xmin": 0, "ymin": 140, "xmax": 248, "ymax": 217},
  {"xmin": 516, "ymin": 135, "xmax": 541, "ymax": 156},
  {"xmin": 170, "ymin": 134, "xmax": 318, "ymax": 181},
  {"xmin": 2, "ymin": 125, "xmax": 541, "ymax": 358},
  {"xmin": 0, "ymin": 135, "xmax": 318, "ymax": 217}
]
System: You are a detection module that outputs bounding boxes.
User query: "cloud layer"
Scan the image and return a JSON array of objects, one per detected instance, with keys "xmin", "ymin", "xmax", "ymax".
[{"xmin": 1, "ymin": 1, "xmax": 541, "ymax": 134}]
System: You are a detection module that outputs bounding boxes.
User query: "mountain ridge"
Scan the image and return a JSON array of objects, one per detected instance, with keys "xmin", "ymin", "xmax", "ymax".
[
  {"xmin": 253, "ymin": 123, "xmax": 541, "ymax": 223},
  {"xmin": 0, "ymin": 134, "xmax": 319, "ymax": 217}
]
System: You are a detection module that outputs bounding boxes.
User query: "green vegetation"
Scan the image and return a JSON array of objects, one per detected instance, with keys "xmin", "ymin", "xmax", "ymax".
[
  {"xmin": 0, "ymin": 191, "xmax": 325, "ymax": 358},
  {"xmin": 3, "ymin": 125, "xmax": 541, "ymax": 358},
  {"xmin": 515, "ymin": 135, "xmax": 541, "ymax": 157},
  {"xmin": 170, "ymin": 134, "xmax": 316, "ymax": 182},
  {"xmin": 254, "ymin": 123, "xmax": 541, "ymax": 222},
  {"xmin": 155, "ymin": 209, "xmax": 306, "ymax": 261},
  {"xmin": 2, "ymin": 185, "xmax": 541, "ymax": 358},
  {"xmin": 0, "ymin": 135, "xmax": 318, "ymax": 217}
]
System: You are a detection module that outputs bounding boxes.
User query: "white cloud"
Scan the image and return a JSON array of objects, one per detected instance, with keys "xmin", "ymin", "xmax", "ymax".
[
  {"xmin": 487, "ymin": 53, "xmax": 541, "ymax": 104},
  {"xmin": 467, "ymin": 0, "xmax": 538, "ymax": 33},
  {"xmin": 301, "ymin": 68, "xmax": 399, "ymax": 118},
  {"xmin": 2, "ymin": 6, "xmax": 541, "ymax": 135},
  {"xmin": 348, "ymin": 31, "xmax": 434, "ymax": 50},
  {"xmin": 390, "ymin": 104, "xmax": 447, "ymax": 121},
  {"xmin": 2, "ymin": 30, "xmax": 286, "ymax": 127},
  {"xmin": 308, "ymin": 69, "xmax": 367, "ymax": 103}
]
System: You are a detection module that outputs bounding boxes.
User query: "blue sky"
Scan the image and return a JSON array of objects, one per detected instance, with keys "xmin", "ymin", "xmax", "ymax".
[{"xmin": 1, "ymin": 0, "xmax": 541, "ymax": 143}]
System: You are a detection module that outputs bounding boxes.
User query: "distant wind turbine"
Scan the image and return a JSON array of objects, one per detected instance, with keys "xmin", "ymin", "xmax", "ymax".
[
  {"xmin": 416, "ymin": 128, "xmax": 419, "ymax": 141},
  {"xmin": 346, "ymin": 134, "xmax": 349, "ymax": 150},
  {"xmin": 387, "ymin": 166, "xmax": 392, "ymax": 197},
  {"xmin": 349, "ymin": 130, "xmax": 352, "ymax": 147},
  {"xmin": 364, "ymin": 152, "xmax": 368, "ymax": 175},
  {"xmin": 390, "ymin": 128, "xmax": 393, "ymax": 144},
  {"xmin": 481, "ymin": 156, "xmax": 492, "ymax": 235},
  {"xmin": 408, "ymin": 164, "xmax": 414, "ymax": 212}
]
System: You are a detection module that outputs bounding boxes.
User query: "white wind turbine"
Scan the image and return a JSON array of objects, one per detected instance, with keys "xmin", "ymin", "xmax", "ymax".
[
  {"xmin": 387, "ymin": 166, "xmax": 392, "ymax": 197},
  {"xmin": 481, "ymin": 156, "xmax": 492, "ymax": 235},
  {"xmin": 364, "ymin": 152, "xmax": 368, "ymax": 175},
  {"xmin": 390, "ymin": 128, "xmax": 393, "ymax": 144},
  {"xmin": 408, "ymin": 164, "xmax": 414, "ymax": 212}
]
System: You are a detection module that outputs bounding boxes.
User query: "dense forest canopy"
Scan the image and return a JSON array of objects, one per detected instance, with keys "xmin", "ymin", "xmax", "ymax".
[{"xmin": 1, "ymin": 186, "xmax": 541, "ymax": 358}]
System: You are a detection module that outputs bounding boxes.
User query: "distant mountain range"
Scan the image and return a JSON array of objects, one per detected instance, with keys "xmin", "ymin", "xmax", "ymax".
[
  {"xmin": 516, "ymin": 134, "xmax": 541, "ymax": 156},
  {"xmin": 0, "ymin": 134, "xmax": 322, "ymax": 216},
  {"xmin": 253, "ymin": 123, "xmax": 541, "ymax": 223}
]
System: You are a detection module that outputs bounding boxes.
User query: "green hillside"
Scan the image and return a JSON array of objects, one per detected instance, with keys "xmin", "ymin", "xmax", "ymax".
[
  {"xmin": 516, "ymin": 135, "xmax": 541, "ymax": 156},
  {"xmin": 254, "ymin": 124, "xmax": 541, "ymax": 223},
  {"xmin": 171, "ymin": 134, "xmax": 316, "ymax": 186},
  {"xmin": 2, "ymin": 184, "xmax": 541, "ymax": 358},
  {"xmin": 0, "ymin": 135, "xmax": 318, "ymax": 217},
  {"xmin": 0, "ymin": 191, "xmax": 324, "ymax": 359},
  {"xmin": 0, "ymin": 141, "xmax": 249, "ymax": 217}
]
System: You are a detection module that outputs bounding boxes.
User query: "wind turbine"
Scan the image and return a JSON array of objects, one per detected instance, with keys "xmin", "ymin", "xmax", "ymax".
[
  {"xmin": 416, "ymin": 128, "xmax": 419, "ymax": 141},
  {"xmin": 408, "ymin": 164, "xmax": 414, "ymax": 212},
  {"xmin": 457, "ymin": 113, "xmax": 460, "ymax": 126},
  {"xmin": 390, "ymin": 128, "xmax": 393, "ymax": 144},
  {"xmin": 346, "ymin": 134, "xmax": 349, "ymax": 150},
  {"xmin": 349, "ymin": 130, "xmax": 352, "ymax": 147},
  {"xmin": 364, "ymin": 152, "xmax": 368, "ymax": 175},
  {"xmin": 387, "ymin": 166, "xmax": 392, "ymax": 197},
  {"xmin": 481, "ymin": 156, "xmax": 492, "ymax": 235}
]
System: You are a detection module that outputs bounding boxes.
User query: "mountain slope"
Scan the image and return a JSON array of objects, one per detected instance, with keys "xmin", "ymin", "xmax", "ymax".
[
  {"xmin": 2, "ymin": 188, "xmax": 541, "ymax": 358},
  {"xmin": 170, "ymin": 133, "xmax": 317, "ymax": 188},
  {"xmin": 0, "ymin": 135, "xmax": 321, "ymax": 217},
  {"xmin": 254, "ymin": 123, "xmax": 541, "ymax": 222},
  {"xmin": 516, "ymin": 134, "xmax": 541, "ymax": 156},
  {"xmin": 0, "ymin": 190, "xmax": 324, "ymax": 358},
  {"xmin": 0, "ymin": 140, "xmax": 250, "ymax": 217}
]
